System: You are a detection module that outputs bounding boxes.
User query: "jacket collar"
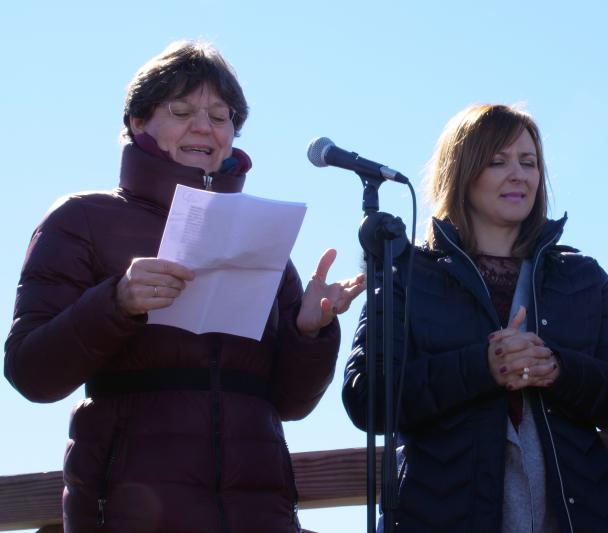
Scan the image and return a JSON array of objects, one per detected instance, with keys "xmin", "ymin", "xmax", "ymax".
[
  {"xmin": 427, "ymin": 214, "xmax": 568, "ymax": 328},
  {"xmin": 532, "ymin": 215, "xmax": 567, "ymax": 257},
  {"xmin": 430, "ymin": 214, "xmax": 568, "ymax": 258},
  {"xmin": 118, "ymin": 142, "xmax": 251, "ymax": 211},
  {"xmin": 430, "ymin": 217, "xmax": 463, "ymax": 256}
]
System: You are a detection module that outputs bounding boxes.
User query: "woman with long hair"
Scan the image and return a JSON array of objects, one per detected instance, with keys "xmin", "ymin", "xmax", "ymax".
[{"xmin": 343, "ymin": 104, "xmax": 608, "ymax": 532}]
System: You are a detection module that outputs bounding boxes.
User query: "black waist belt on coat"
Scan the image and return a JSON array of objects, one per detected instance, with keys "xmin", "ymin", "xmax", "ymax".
[{"xmin": 85, "ymin": 368, "xmax": 269, "ymax": 400}]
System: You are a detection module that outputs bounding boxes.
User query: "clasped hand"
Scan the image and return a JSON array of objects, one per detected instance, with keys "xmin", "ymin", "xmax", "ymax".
[{"xmin": 488, "ymin": 306, "xmax": 560, "ymax": 391}]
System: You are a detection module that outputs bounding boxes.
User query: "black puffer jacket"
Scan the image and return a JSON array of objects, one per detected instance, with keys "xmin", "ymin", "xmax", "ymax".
[{"xmin": 343, "ymin": 216, "xmax": 608, "ymax": 533}]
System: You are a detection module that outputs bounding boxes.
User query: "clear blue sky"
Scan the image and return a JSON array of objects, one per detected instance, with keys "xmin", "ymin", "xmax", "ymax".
[{"xmin": 1, "ymin": 1, "xmax": 607, "ymax": 532}]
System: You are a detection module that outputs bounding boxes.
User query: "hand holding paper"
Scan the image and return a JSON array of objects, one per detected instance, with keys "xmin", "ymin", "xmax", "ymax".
[
  {"xmin": 117, "ymin": 258, "xmax": 195, "ymax": 316},
  {"xmin": 148, "ymin": 185, "xmax": 307, "ymax": 340}
]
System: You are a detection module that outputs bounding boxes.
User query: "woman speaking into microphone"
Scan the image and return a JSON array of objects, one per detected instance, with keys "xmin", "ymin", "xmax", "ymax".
[{"xmin": 5, "ymin": 40, "xmax": 364, "ymax": 533}]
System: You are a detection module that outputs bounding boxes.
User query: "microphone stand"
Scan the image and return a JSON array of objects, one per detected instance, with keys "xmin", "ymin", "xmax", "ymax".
[{"xmin": 358, "ymin": 172, "xmax": 408, "ymax": 533}]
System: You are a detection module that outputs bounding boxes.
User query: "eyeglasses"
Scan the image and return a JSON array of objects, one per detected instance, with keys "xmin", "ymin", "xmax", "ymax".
[{"xmin": 165, "ymin": 101, "xmax": 235, "ymax": 128}]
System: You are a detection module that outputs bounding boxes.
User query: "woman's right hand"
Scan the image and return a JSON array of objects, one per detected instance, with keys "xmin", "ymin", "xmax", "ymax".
[
  {"xmin": 116, "ymin": 258, "xmax": 195, "ymax": 316},
  {"xmin": 487, "ymin": 306, "xmax": 559, "ymax": 390}
]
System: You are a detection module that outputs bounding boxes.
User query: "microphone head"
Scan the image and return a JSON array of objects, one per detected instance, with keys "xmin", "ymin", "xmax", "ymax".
[{"xmin": 307, "ymin": 137, "xmax": 334, "ymax": 167}]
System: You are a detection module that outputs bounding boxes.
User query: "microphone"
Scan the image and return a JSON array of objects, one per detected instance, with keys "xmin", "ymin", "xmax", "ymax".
[{"xmin": 307, "ymin": 137, "xmax": 408, "ymax": 184}]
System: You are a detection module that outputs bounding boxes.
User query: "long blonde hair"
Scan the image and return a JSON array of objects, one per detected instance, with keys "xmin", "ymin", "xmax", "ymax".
[{"xmin": 426, "ymin": 104, "xmax": 548, "ymax": 257}]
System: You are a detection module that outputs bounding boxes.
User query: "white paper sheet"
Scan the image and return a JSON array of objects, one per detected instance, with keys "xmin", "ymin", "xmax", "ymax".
[{"xmin": 148, "ymin": 185, "xmax": 307, "ymax": 340}]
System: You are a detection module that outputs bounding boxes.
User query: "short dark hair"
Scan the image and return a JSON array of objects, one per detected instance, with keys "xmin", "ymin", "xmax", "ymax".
[
  {"xmin": 122, "ymin": 40, "xmax": 249, "ymax": 141},
  {"xmin": 426, "ymin": 104, "xmax": 548, "ymax": 257}
]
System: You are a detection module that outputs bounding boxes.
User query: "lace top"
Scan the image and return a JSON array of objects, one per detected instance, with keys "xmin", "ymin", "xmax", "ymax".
[
  {"xmin": 475, "ymin": 254, "xmax": 523, "ymax": 428},
  {"xmin": 475, "ymin": 255, "xmax": 522, "ymax": 328}
]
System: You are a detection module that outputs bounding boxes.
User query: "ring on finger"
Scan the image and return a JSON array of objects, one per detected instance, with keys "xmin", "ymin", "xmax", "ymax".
[
  {"xmin": 522, "ymin": 367, "xmax": 530, "ymax": 380},
  {"xmin": 153, "ymin": 286, "xmax": 159, "ymax": 298}
]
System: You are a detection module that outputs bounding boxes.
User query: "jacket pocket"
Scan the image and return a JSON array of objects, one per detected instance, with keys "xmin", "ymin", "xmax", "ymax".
[
  {"xmin": 97, "ymin": 420, "xmax": 128, "ymax": 527},
  {"xmin": 280, "ymin": 436, "xmax": 301, "ymax": 532},
  {"xmin": 540, "ymin": 270, "xmax": 601, "ymax": 351}
]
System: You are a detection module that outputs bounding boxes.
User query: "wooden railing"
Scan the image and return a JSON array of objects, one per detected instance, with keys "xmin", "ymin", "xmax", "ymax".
[
  {"xmin": 0, "ymin": 447, "xmax": 381, "ymax": 533},
  {"xmin": 4, "ymin": 433, "xmax": 608, "ymax": 531}
]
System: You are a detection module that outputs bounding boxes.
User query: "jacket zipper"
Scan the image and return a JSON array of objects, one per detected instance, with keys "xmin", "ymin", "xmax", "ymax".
[
  {"xmin": 432, "ymin": 222, "xmax": 494, "ymax": 308},
  {"xmin": 97, "ymin": 498, "xmax": 106, "ymax": 528},
  {"xmin": 202, "ymin": 171, "xmax": 213, "ymax": 190},
  {"xmin": 532, "ymin": 237, "xmax": 575, "ymax": 533},
  {"xmin": 280, "ymin": 435, "xmax": 301, "ymax": 531},
  {"xmin": 397, "ymin": 444, "xmax": 408, "ymax": 489},
  {"xmin": 97, "ymin": 424, "xmax": 125, "ymax": 527},
  {"xmin": 210, "ymin": 352, "xmax": 229, "ymax": 533}
]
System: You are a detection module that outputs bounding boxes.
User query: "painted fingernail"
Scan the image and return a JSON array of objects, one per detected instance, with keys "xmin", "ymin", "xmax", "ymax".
[
  {"xmin": 499, "ymin": 366, "xmax": 507, "ymax": 374},
  {"xmin": 495, "ymin": 348, "xmax": 503, "ymax": 356}
]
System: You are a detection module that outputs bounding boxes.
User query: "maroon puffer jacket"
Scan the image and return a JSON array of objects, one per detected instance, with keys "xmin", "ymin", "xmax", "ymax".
[{"xmin": 4, "ymin": 143, "xmax": 340, "ymax": 533}]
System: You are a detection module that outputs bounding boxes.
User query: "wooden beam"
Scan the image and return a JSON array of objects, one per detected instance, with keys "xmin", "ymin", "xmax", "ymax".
[
  {"xmin": 0, "ymin": 447, "xmax": 382, "ymax": 530},
  {"xmin": 293, "ymin": 446, "xmax": 382, "ymax": 509},
  {"xmin": 0, "ymin": 471, "xmax": 63, "ymax": 531}
]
